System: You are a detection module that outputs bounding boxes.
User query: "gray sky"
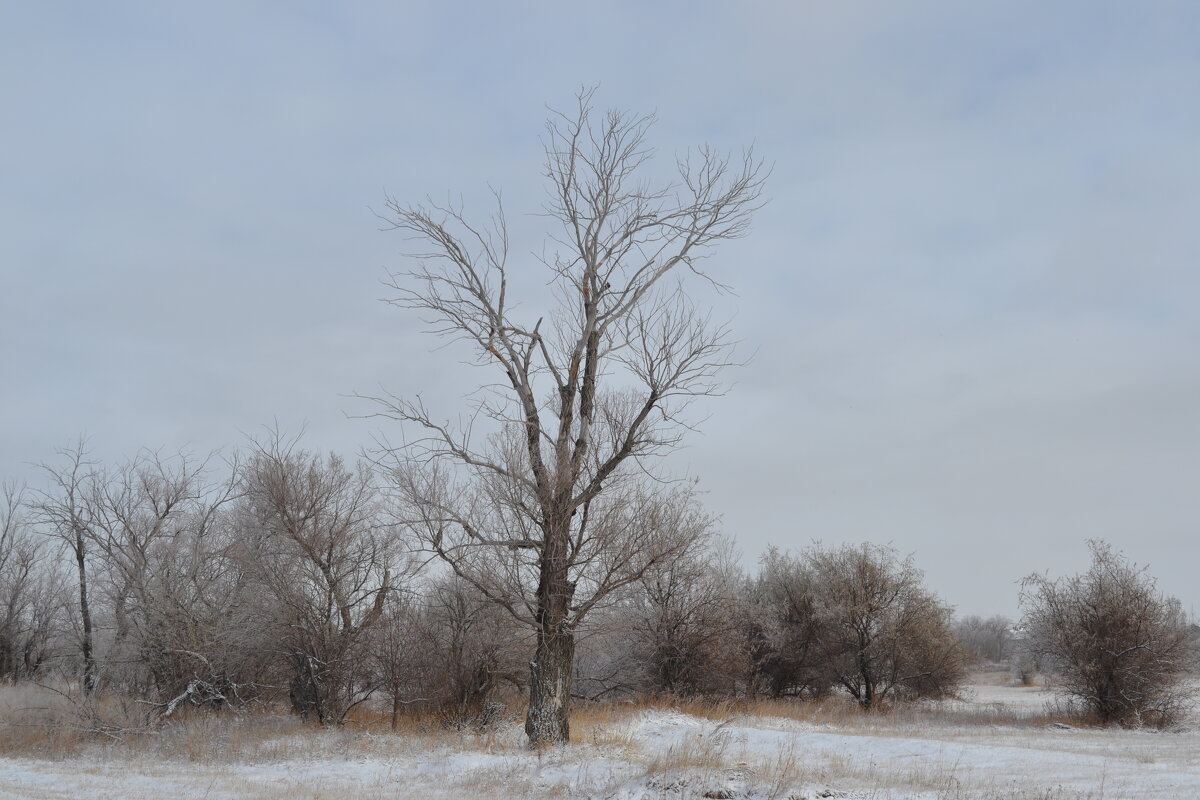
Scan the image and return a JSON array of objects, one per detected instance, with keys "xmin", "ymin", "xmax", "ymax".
[{"xmin": 3, "ymin": 1, "xmax": 1198, "ymax": 618}]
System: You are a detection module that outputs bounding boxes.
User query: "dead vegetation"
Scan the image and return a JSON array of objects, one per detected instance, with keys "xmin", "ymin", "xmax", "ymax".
[
  {"xmin": 0, "ymin": 675, "xmax": 1078, "ymax": 763},
  {"xmin": 1, "ymin": 675, "xmax": 1197, "ymax": 799}
]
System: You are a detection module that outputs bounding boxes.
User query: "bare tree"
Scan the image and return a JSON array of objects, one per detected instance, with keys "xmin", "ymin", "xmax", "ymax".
[
  {"xmin": 744, "ymin": 547, "xmax": 828, "ymax": 699},
  {"xmin": 570, "ymin": 608, "xmax": 647, "ymax": 702},
  {"xmin": 366, "ymin": 592, "xmax": 428, "ymax": 730},
  {"xmin": 806, "ymin": 543, "xmax": 965, "ymax": 709},
  {"xmin": 423, "ymin": 575, "xmax": 527, "ymax": 727},
  {"xmin": 32, "ymin": 441, "xmax": 101, "ymax": 694},
  {"xmin": 0, "ymin": 483, "xmax": 63, "ymax": 681},
  {"xmin": 631, "ymin": 534, "xmax": 746, "ymax": 696},
  {"xmin": 239, "ymin": 433, "xmax": 399, "ymax": 725},
  {"xmin": 373, "ymin": 90, "xmax": 764, "ymax": 746},
  {"xmin": 953, "ymin": 615, "xmax": 1013, "ymax": 665},
  {"xmin": 87, "ymin": 450, "xmax": 262, "ymax": 713},
  {"xmin": 572, "ymin": 517, "xmax": 744, "ymax": 701},
  {"xmin": 1021, "ymin": 541, "xmax": 1195, "ymax": 727}
]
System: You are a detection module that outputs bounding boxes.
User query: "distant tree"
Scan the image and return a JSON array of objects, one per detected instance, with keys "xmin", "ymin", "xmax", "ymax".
[
  {"xmin": 0, "ymin": 483, "xmax": 62, "ymax": 681},
  {"xmin": 953, "ymin": 615, "xmax": 1013, "ymax": 665},
  {"xmin": 1021, "ymin": 541, "xmax": 1195, "ymax": 727},
  {"xmin": 89, "ymin": 451, "xmax": 269, "ymax": 714},
  {"xmin": 32, "ymin": 442, "xmax": 102, "ymax": 694},
  {"xmin": 631, "ymin": 534, "xmax": 746, "ymax": 696},
  {"xmin": 570, "ymin": 530, "xmax": 745, "ymax": 702},
  {"xmin": 239, "ymin": 433, "xmax": 400, "ymax": 725},
  {"xmin": 806, "ymin": 543, "xmax": 965, "ymax": 709},
  {"xmin": 367, "ymin": 593, "xmax": 428, "ymax": 730},
  {"xmin": 368, "ymin": 575, "xmax": 527, "ymax": 729},
  {"xmin": 571, "ymin": 608, "xmax": 645, "ymax": 702},
  {"xmin": 423, "ymin": 575, "xmax": 526, "ymax": 727},
  {"xmin": 744, "ymin": 548, "xmax": 828, "ymax": 699}
]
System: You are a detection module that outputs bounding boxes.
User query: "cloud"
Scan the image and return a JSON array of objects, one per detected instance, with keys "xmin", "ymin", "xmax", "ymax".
[{"xmin": 1, "ymin": 0, "xmax": 1197, "ymax": 617}]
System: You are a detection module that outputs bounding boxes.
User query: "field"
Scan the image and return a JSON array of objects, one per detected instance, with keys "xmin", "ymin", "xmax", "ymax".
[{"xmin": 1, "ymin": 674, "xmax": 1197, "ymax": 799}]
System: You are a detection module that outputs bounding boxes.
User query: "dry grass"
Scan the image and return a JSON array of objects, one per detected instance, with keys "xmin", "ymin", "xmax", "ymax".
[
  {"xmin": 0, "ymin": 671, "xmax": 1086, "ymax": 760},
  {"xmin": 569, "ymin": 688, "xmax": 1085, "ymax": 740},
  {"xmin": 0, "ymin": 680, "xmax": 1090, "ymax": 765},
  {"xmin": 0, "ymin": 679, "xmax": 1194, "ymax": 799}
]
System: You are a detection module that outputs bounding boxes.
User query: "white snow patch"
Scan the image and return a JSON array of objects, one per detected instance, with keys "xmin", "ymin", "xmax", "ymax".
[{"xmin": 2, "ymin": 684, "xmax": 1199, "ymax": 798}]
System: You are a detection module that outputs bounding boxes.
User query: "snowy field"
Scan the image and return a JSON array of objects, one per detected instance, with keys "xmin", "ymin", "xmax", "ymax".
[{"xmin": 1, "ymin": 680, "xmax": 1198, "ymax": 799}]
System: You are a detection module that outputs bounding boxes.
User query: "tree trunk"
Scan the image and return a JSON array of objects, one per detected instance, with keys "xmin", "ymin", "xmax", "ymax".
[
  {"xmin": 525, "ymin": 521, "xmax": 576, "ymax": 747},
  {"xmin": 525, "ymin": 621, "xmax": 574, "ymax": 747},
  {"xmin": 74, "ymin": 534, "xmax": 96, "ymax": 695}
]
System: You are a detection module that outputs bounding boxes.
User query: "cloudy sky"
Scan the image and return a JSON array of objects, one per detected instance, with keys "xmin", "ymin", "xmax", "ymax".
[{"xmin": 3, "ymin": 2, "xmax": 1197, "ymax": 617}]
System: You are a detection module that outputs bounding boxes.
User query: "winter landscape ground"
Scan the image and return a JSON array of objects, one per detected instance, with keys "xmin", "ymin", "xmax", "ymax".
[{"xmin": 1, "ymin": 673, "xmax": 1197, "ymax": 800}]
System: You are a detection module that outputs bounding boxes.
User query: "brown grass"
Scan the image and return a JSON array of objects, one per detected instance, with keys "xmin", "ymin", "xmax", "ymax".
[
  {"xmin": 0, "ymin": 680, "xmax": 1189, "ymax": 800},
  {"xmin": 569, "ymin": 689, "xmax": 1086, "ymax": 739},
  {"xmin": 0, "ymin": 683, "xmax": 540, "ymax": 764},
  {"xmin": 0, "ymin": 679, "xmax": 1097, "ymax": 773}
]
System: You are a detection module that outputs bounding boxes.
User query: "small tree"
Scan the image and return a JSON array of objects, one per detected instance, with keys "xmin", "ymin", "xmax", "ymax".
[
  {"xmin": 239, "ymin": 434, "xmax": 399, "ymax": 725},
  {"xmin": 0, "ymin": 483, "xmax": 63, "ymax": 682},
  {"xmin": 424, "ymin": 575, "xmax": 527, "ymax": 727},
  {"xmin": 368, "ymin": 593, "xmax": 428, "ymax": 730},
  {"xmin": 630, "ymin": 535, "xmax": 746, "ymax": 696},
  {"xmin": 806, "ymin": 543, "xmax": 965, "ymax": 709},
  {"xmin": 32, "ymin": 442, "xmax": 102, "ymax": 694},
  {"xmin": 744, "ymin": 548, "xmax": 828, "ymax": 699},
  {"xmin": 369, "ymin": 576, "xmax": 526, "ymax": 729},
  {"xmin": 1021, "ymin": 541, "xmax": 1195, "ymax": 727}
]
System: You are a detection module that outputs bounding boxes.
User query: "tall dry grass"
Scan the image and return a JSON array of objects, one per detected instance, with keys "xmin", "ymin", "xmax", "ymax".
[
  {"xmin": 0, "ymin": 678, "xmax": 1091, "ymax": 765},
  {"xmin": 0, "ymin": 679, "xmax": 1186, "ymax": 800},
  {"xmin": 571, "ymin": 689, "xmax": 1083, "ymax": 740},
  {"xmin": 0, "ymin": 682, "xmax": 535, "ymax": 765}
]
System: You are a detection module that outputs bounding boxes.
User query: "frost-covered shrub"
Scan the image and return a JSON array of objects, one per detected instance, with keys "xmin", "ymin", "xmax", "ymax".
[{"xmin": 1021, "ymin": 541, "xmax": 1195, "ymax": 727}]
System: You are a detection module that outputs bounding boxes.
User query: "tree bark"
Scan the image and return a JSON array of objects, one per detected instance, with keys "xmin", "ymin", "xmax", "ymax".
[
  {"xmin": 525, "ymin": 620, "xmax": 575, "ymax": 746},
  {"xmin": 73, "ymin": 532, "xmax": 96, "ymax": 695},
  {"xmin": 525, "ymin": 520, "xmax": 576, "ymax": 746}
]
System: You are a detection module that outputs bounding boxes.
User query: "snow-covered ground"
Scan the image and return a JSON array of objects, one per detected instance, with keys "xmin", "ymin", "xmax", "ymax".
[{"xmin": 1, "ymin": 682, "xmax": 1197, "ymax": 799}]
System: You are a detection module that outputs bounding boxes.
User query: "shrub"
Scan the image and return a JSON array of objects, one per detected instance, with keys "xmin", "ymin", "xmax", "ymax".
[
  {"xmin": 805, "ymin": 543, "xmax": 966, "ymax": 707},
  {"xmin": 744, "ymin": 548, "xmax": 829, "ymax": 699},
  {"xmin": 1020, "ymin": 541, "xmax": 1195, "ymax": 727}
]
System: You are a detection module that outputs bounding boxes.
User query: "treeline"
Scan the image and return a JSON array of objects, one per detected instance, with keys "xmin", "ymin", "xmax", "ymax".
[
  {"xmin": 1, "ymin": 438, "xmax": 1193, "ymax": 731},
  {"xmin": 1, "ymin": 435, "xmax": 969, "ymax": 727}
]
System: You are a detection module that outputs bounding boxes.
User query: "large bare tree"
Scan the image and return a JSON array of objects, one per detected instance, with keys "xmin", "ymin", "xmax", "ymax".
[{"xmin": 373, "ymin": 90, "xmax": 764, "ymax": 746}]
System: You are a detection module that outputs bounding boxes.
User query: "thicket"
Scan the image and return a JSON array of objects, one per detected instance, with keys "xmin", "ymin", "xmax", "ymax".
[{"xmin": 4, "ymin": 442, "xmax": 1189, "ymax": 738}]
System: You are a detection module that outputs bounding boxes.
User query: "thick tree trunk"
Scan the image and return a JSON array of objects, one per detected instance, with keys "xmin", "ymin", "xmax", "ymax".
[
  {"xmin": 525, "ymin": 620, "xmax": 574, "ymax": 747},
  {"xmin": 525, "ymin": 519, "xmax": 576, "ymax": 747}
]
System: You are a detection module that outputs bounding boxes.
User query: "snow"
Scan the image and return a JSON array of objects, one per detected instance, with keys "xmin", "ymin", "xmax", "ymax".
[{"xmin": 1, "ymin": 683, "xmax": 1198, "ymax": 799}]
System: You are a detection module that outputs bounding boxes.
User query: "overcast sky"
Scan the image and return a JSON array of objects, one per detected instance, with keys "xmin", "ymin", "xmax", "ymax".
[{"xmin": 3, "ymin": 1, "xmax": 1197, "ymax": 618}]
